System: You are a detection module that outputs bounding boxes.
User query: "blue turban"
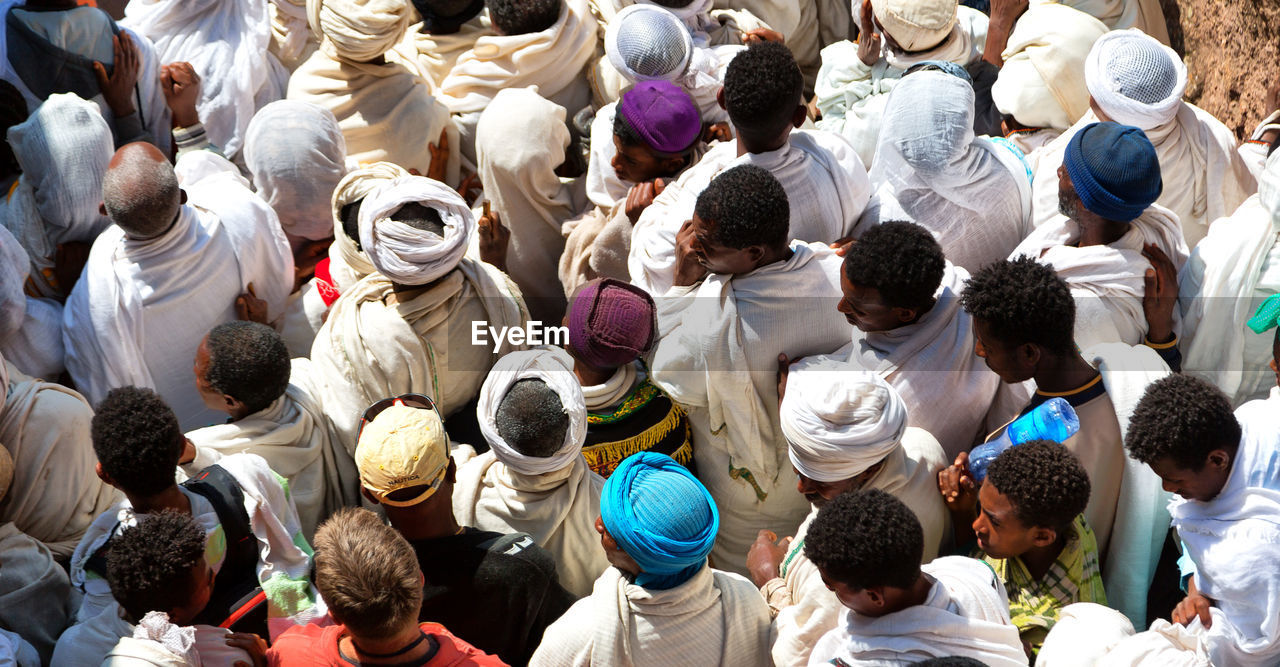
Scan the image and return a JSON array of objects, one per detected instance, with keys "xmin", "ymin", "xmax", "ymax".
[
  {"xmin": 601, "ymin": 452, "xmax": 718, "ymax": 590},
  {"xmin": 1063, "ymin": 121, "xmax": 1162, "ymax": 222}
]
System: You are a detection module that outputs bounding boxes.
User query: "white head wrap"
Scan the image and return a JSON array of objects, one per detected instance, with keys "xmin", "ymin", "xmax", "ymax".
[
  {"xmin": 0, "ymin": 225, "xmax": 29, "ymax": 340},
  {"xmin": 244, "ymin": 100, "xmax": 348, "ymax": 241},
  {"xmin": 357, "ymin": 175, "xmax": 474, "ymax": 285},
  {"xmin": 1085, "ymin": 29, "xmax": 1187, "ymax": 131},
  {"xmin": 6, "ymin": 92, "xmax": 112, "ymax": 244},
  {"xmin": 991, "ymin": 4, "xmax": 1108, "ymax": 132},
  {"xmin": 780, "ymin": 358, "xmax": 908, "ymax": 483},
  {"xmin": 477, "ymin": 349, "xmax": 587, "ymax": 476},
  {"xmin": 329, "ymin": 162, "xmax": 409, "ymax": 291},
  {"xmin": 873, "ymin": 0, "xmax": 958, "ymax": 52},
  {"xmin": 606, "ymin": 5, "xmax": 693, "ymax": 82},
  {"xmin": 307, "ymin": 0, "xmax": 411, "ymax": 62}
]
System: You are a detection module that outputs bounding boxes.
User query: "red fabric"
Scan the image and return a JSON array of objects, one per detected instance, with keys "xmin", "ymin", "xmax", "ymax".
[
  {"xmin": 268, "ymin": 622, "xmax": 509, "ymax": 667},
  {"xmin": 313, "ymin": 257, "xmax": 341, "ymax": 307}
]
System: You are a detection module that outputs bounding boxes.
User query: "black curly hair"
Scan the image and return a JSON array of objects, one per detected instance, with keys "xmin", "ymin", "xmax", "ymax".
[
  {"xmin": 487, "ymin": 0, "xmax": 560, "ymax": 35},
  {"xmin": 694, "ymin": 164, "xmax": 789, "ymax": 250},
  {"xmin": 804, "ymin": 489, "xmax": 923, "ymax": 590},
  {"xmin": 986, "ymin": 440, "xmax": 1091, "ymax": 533},
  {"xmin": 1126, "ymin": 374, "xmax": 1241, "ymax": 470},
  {"xmin": 92, "ymin": 387, "xmax": 184, "ymax": 497},
  {"xmin": 961, "ymin": 256, "xmax": 1076, "ymax": 355},
  {"xmin": 340, "ymin": 199, "xmax": 362, "ymax": 248},
  {"xmin": 496, "ymin": 379, "xmax": 569, "ymax": 458},
  {"xmin": 204, "ymin": 321, "xmax": 291, "ymax": 415},
  {"xmin": 723, "ymin": 41, "xmax": 803, "ymax": 142},
  {"xmin": 842, "ymin": 221, "xmax": 945, "ymax": 310},
  {"xmin": 106, "ymin": 510, "xmax": 207, "ymax": 621}
]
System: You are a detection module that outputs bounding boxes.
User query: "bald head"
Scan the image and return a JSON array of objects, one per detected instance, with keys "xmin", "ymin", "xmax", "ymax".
[{"xmin": 102, "ymin": 142, "xmax": 181, "ymax": 239}]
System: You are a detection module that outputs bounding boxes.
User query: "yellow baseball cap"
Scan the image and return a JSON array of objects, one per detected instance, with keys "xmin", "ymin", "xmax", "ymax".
[{"xmin": 355, "ymin": 404, "xmax": 450, "ymax": 507}]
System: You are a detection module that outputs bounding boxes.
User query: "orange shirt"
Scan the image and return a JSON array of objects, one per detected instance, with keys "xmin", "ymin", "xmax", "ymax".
[{"xmin": 268, "ymin": 622, "xmax": 509, "ymax": 667}]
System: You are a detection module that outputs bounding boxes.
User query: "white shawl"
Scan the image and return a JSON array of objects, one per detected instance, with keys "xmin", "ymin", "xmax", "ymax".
[
  {"xmin": 0, "ymin": 522, "xmax": 75, "ymax": 663},
  {"xmin": 1168, "ymin": 397, "xmax": 1280, "ymax": 665},
  {"xmin": 845, "ymin": 265, "xmax": 1009, "ymax": 459},
  {"xmin": 628, "ymin": 131, "xmax": 870, "ymax": 296},
  {"xmin": 991, "ymin": 5, "xmax": 1108, "ymax": 133},
  {"xmin": 808, "ymin": 556, "xmax": 1027, "ymax": 667},
  {"xmin": 61, "ymin": 151, "xmax": 294, "ymax": 429},
  {"xmin": 122, "ymin": 0, "xmax": 289, "ymax": 158},
  {"xmin": 243, "ymin": 100, "xmax": 348, "ymax": 242},
  {"xmin": 1044, "ymin": 0, "xmax": 1169, "ymax": 44},
  {"xmin": 327, "ymin": 162, "xmax": 410, "ymax": 292},
  {"xmin": 389, "ymin": 15, "xmax": 493, "ymax": 92},
  {"xmin": 452, "ymin": 452, "xmax": 608, "ymax": 598},
  {"xmin": 1029, "ymin": 107, "xmax": 1253, "ymax": 249},
  {"xmin": 1, "ymin": 361, "xmax": 117, "ymax": 559},
  {"xmin": 1179, "ymin": 150, "xmax": 1280, "ymax": 407},
  {"xmin": 311, "ymin": 257, "xmax": 526, "ymax": 452},
  {"xmin": 863, "ymin": 71, "xmax": 1032, "ymax": 274},
  {"xmin": 476, "ymin": 349, "xmax": 587, "ymax": 476},
  {"xmin": 358, "ymin": 176, "xmax": 475, "ymax": 285},
  {"xmin": 184, "ymin": 358, "xmax": 358, "ymax": 539},
  {"xmin": 0, "ymin": 223, "xmax": 61, "ymax": 379},
  {"xmin": 1012, "ymin": 204, "xmax": 1188, "ymax": 349},
  {"xmin": 531, "ymin": 565, "xmax": 773, "ymax": 666}
]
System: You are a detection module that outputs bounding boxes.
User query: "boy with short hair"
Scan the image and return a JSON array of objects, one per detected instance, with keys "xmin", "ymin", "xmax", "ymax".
[
  {"xmin": 938, "ymin": 440, "xmax": 1105, "ymax": 657},
  {"xmin": 805, "ymin": 489, "xmax": 1027, "ymax": 666}
]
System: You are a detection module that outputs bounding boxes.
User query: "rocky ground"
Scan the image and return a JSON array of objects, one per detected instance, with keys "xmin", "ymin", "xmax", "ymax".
[{"xmin": 1162, "ymin": 0, "xmax": 1280, "ymax": 138}]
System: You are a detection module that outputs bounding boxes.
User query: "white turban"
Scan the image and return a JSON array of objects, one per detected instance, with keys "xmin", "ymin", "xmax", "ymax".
[
  {"xmin": 329, "ymin": 162, "xmax": 410, "ymax": 291},
  {"xmin": 307, "ymin": 0, "xmax": 411, "ymax": 62},
  {"xmin": 780, "ymin": 358, "xmax": 908, "ymax": 483},
  {"xmin": 991, "ymin": 4, "xmax": 1108, "ymax": 132},
  {"xmin": 357, "ymin": 175, "xmax": 474, "ymax": 285},
  {"xmin": 244, "ymin": 100, "xmax": 348, "ymax": 241},
  {"xmin": 1085, "ymin": 28, "xmax": 1186, "ymax": 131},
  {"xmin": 478, "ymin": 349, "xmax": 587, "ymax": 476},
  {"xmin": 6, "ymin": 92, "xmax": 112, "ymax": 244},
  {"xmin": 606, "ymin": 5, "xmax": 693, "ymax": 82}
]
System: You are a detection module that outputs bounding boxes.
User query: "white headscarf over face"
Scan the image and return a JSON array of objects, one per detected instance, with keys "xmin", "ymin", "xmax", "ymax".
[
  {"xmin": 991, "ymin": 4, "xmax": 1109, "ymax": 132},
  {"xmin": 0, "ymin": 225, "xmax": 29, "ymax": 340},
  {"xmin": 780, "ymin": 357, "xmax": 908, "ymax": 483},
  {"xmin": 307, "ymin": 0, "xmax": 411, "ymax": 62},
  {"xmin": 6, "ymin": 92, "xmax": 112, "ymax": 244},
  {"xmin": 1085, "ymin": 28, "xmax": 1186, "ymax": 131},
  {"xmin": 356, "ymin": 175, "xmax": 475, "ymax": 285},
  {"xmin": 244, "ymin": 100, "xmax": 348, "ymax": 241},
  {"xmin": 477, "ymin": 349, "xmax": 587, "ymax": 476}
]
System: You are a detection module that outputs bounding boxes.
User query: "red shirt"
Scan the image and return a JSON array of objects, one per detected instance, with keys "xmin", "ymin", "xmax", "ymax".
[{"xmin": 268, "ymin": 622, "xmax": 508, "ymax": 667}]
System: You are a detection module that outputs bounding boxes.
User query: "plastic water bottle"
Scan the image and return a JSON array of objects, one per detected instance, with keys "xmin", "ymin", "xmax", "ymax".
[{"xmin": 968, "ymin": 397, "xmax": 1080, "ymax": 483}]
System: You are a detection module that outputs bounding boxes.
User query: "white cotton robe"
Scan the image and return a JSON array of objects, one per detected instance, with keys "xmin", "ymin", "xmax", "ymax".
[
  {"xmin": 628, "ymin": 131, "xmax": 870, "ymax": 296},
  {"xmin": 531, "ymin": 564, "xmax": 773, "ymax": 666},
  {"xmin": 62, "ymin": 150, "xmax": 294, "ymax": 431},
  {"xmin": 648, "ymin": 243, "xmax": 851, "ymax": 574}
]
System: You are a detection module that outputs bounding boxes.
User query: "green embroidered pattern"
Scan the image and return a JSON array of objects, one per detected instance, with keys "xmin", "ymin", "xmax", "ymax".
[{"xmin": 587, "ymin": 380, "xmax": 660, "ymax": 425}]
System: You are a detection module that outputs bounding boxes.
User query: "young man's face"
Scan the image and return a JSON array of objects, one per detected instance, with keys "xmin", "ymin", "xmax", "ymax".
[
  {"xmin": 688, "ymin": 213, "xmax": 760, "ymax": 276},
  {"xmin": 171, "ymin": 556, "xmax": 216, "ymax": 626},
  {"xmin": 611, "ymin": 136, "xmax": 676, "ymax": 185},
  {"xmin": 972, "ymin": 319, "xmax": 1036, "ymax": 384},
  {"xmin": 972, "ymin": 481, "xmax": 1042, "ymax": 560},
  {"xmin": 819, "ymin": 572, "xmax": 882, "ymax": 617},
  {"xmin": 1148, "ymin": 454, "xmax": 1232, "ymax": 503},
  {"xmin": 837, "ymin": 272, "xmax": 907, "ymax": 333},
  {"xmin": 192, "ymin": 336, "xmax": 227, "ymax": 414},
  {"xmin": 1057, "ymin": 164, "xmax": 1083, "ymax": 221}
]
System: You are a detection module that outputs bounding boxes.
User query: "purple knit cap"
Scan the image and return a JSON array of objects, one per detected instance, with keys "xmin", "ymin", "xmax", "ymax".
[
  {"xmin": 618, "ymin": 80, "xmax": 702, "ymax": 155},
  {"xmin": 568, "ymin": 278, "xmax": 657, "ymax": 369}
]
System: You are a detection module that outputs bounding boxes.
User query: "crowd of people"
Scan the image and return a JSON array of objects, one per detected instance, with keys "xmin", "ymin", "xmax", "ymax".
[{"xmin": 1, "ymin": 0, "xmax": 1279, "ymax": 664}]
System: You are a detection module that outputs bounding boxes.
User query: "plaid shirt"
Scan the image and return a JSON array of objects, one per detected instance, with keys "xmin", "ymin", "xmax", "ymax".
[{"xmin": 977, "ymin": 515, "xmax": 1107, "ymax": 654}]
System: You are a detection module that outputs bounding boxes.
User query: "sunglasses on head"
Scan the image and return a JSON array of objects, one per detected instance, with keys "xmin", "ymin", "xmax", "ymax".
[{"xmin": 358, "ymin": 393, "xmax": 445, "ymax": 441}]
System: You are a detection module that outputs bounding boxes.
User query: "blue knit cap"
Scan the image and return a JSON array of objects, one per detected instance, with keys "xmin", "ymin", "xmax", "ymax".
[
  {"xmin": 1063, "ymin": 121, "xmax": 1162, "ymax": 222},
  {"xmin": 601, "ymin": 452, "xmax": 718, "ymax": 590}
]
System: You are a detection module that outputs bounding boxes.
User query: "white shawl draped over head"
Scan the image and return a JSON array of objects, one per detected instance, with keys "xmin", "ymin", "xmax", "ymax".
[
  {"xmin": 328, "ymin": 162, "xmax": 410, "ymax": 292},
  {"xmin": 357, "ymin": 175, "xmax": 475, "ymax": 286},
  {"xmin": 477, "ymin": 349, "xmax": 587, "ymax": 476},
  {"xmin": 439, "ymin": 0, "xmax": 597, "ymax": 115},
  {"xmin": 123, "ymin": 0, "xmax": 289, "ymax": 158},
  {"xmin": 4, "ymin": 92, "xmax": 113, "ymax": 297},
  {"xmin": 864, "ymin": 70, "xmax": 1031, "ymax": 273},
  {"xmin": 991, "ymin": 4, "xmax": 1108, "ymax": 133},
  {"xmin": 1179, "ymin": 149, "xmax": 1280, "ymax": 407},
  {"xmin": 1012, "ymin": 204, "xmax": 1188, "ymax": 349},
  {"xmin": 780, "ymin": 359, "xmax": 907, "ymax": 483},
  {"xmin": 244, "ymin": 100, "xmax": 348, "ymax": 241},
  {"xmin": 307, "ymin": 0, "xmax": 410, "ymax": 62},
  {"xmin": 1050, "ymin": 0, "xmax": 1170, "ymax": 45},
  {"xmin": 812, "ymin": 556, "xmax": 1026, "ymax": 667},
  {"xmin": 0, "ymin": 224, "xmax": 62, "ymax": 379},
  {"xmin": 1167, "ymin": 402, "xmax": 1280, "ymax": 665}
]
